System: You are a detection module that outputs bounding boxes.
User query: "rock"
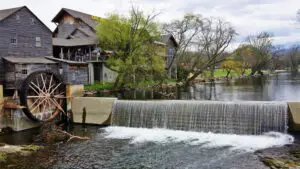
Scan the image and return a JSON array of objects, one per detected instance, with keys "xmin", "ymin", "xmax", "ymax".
[
  {"xmin": 0, "ymin": 152, "xmax": 7, "ymax": 162},
  {"xmin": 21, "ymin": 145, "xmax": 41, "ymax": 152}
]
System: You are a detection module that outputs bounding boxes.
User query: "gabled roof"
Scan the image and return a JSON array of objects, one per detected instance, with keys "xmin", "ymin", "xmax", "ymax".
[
  {"xmin": 161, "ymin": 34, "xmax": 178, "ymax": 48},
  {"xmin": 0, "ymin": 6, "xmax": 22, "ymax": 21},
  {"xmin": 52, "ymin": 8, "xmax": 100, "ymax": 29},
  {"xmin": 0, "ymin": 6, "xmax": 52, "ymax": 33}
]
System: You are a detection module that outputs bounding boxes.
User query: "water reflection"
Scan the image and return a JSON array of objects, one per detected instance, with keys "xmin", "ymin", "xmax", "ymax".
[{"xmin": 97, "ymin": 72, "xmax": 300, "ymax": 101}]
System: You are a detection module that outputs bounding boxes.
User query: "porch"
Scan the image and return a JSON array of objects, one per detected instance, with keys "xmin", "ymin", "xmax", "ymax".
[{"xmin": 52, "ymin": 38, "xmax": 108, "ymax": 62}]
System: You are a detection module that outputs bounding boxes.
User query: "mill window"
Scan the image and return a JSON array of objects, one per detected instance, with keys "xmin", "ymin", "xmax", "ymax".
[
  {"xmin": 31, "ymin": 18, "xmax": 36, "ymax": 25},
  {"xmin": 35, "ymin": 37, "xmax": 41, "ymax": 47},
  {"xmin": 10, "ymin": 37, "xmax": 17, "ymax": 44},
  {"xmin": 21, "ymin": 65, "xmax": 28, "ymax": 74}
]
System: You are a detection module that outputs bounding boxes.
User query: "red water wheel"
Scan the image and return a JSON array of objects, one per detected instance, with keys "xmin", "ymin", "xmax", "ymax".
[{"xmin": 20, "ymin": 70, "xmax": 66, "ymax": 122}]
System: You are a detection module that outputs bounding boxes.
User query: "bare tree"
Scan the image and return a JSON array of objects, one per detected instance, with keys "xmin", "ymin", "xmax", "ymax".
[
  {"xmin": 269, "ymin": 45, "xmax": 286, "ymax": 71},
  {"xmin": 245, "ymin": 32, "xmax": 273, "ymax": 75},
  {"xmin": 287, "ymin": 45, "xmax": 300, "ymax": 72},
  {"xmin": 163, "ymin": 14, "xmax": 203, "ymax": 76},
  {"xmin": 164, "ymin": 15, "xmax": 236, "ymax": 84},
  {"xmin": 182, "ymin": 17, "xmax": 236, "ymax": 84}
]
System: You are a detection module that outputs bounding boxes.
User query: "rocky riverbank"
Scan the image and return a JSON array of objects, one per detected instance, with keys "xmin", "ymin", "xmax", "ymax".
[
  {"xmin": 0, "ymin": 144, "xmax": 43, "ymax": 168},
  {"xmin": 257, "ymin": 143, "xmax": 300, "ymax": 169}
]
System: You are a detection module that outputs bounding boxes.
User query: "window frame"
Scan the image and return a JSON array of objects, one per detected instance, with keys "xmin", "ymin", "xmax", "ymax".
[
  {"xmin": 35, "ymin": 36, "xmax": 41, "ymax": 47},
  {"xmin": 10, "ymin": 37, "xmax": 17, "ymax": 45},
  {"xmin": 31, "ymin": 18, "xmax": 36, "ymax": 25}
]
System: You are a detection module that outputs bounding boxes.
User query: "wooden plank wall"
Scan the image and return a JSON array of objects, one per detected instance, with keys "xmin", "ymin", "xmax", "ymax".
[{"xmin": 0, "ymin": 7, "xmax": 53, "ymax": 83}]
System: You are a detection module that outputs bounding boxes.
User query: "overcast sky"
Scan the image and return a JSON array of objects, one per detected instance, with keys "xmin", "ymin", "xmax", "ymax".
[{"xmin": 2, "ymin": 0, "xmax": 300, "ymax": 47}]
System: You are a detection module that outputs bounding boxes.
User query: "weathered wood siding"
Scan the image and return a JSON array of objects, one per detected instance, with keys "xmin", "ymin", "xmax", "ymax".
[
  {"xmin": 4, "ymin": 62, "xmax": 58, "ymax": 89},
  {"xmin": 0, "ymin": 7, "xmax": 53, "ymax": 84},
  {"xmin": 61, "ymin": 63, "xmax": 88, "ymax": 85},
  {"xmin": 54, "ymin": 13, "xmax": 95, "ymax": 39},
  {"xmin": 165, "ymin": 39, "xmax": 177, "ymax": 78}
]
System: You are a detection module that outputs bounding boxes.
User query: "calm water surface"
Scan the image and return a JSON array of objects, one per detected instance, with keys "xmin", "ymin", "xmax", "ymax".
[{"xmin": 99, "ymin": 72, "xmax": 300, "ymax": 101}]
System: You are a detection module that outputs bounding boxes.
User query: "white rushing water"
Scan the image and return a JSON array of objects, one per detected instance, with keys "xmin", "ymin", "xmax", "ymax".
[
  {"xmin": 111, "ymin": 100, "xmax": 288, "ymax": 135},
  {"xmin": 104, "ymin": 127, "xmax": 294, "ymax": 152}
]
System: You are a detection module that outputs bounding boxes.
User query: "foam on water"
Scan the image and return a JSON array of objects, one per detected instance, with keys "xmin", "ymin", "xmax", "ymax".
[{"xmin": 104, "ymin": 126, "xmax": 294, "ymax": 152}]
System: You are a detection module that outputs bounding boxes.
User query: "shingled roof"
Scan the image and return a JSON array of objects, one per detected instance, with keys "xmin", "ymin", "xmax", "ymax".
[
  {"xmin": 0, "ymin": 6, "xmax": 23, "ymax": 21},
  {"xmin": 52, "ymin": 8, "xmax": 100, "ymax": 29},
  {"xmin": 161, "ymin": 34, "xmax": 178, "ymax": 47},
  {"xmin": 0, "ymin": 6, "xmax": 52, "ymax": 33}
]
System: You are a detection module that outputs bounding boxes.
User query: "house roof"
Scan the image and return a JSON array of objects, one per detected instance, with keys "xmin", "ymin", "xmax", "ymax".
[
  {"xmin": 0, "ymin": 6, "xmax": 22, "ymax": 21},
  {"xmin": 161, "ymin": 34, "xmax": 178, "ymax": 47},
  {"xmin": 53, "ymin": 37, "xmax": 98, "ymax": 47},
  {"xmin": 0, "ymin": 6, "xmax": 52, "ymax": 33},
  {"xmin": 52, "ymin": 8, "xmax": 101, "ymax": 29},
  {"xmin": 3, "ymin": 57, "xmax": 57, "ymax": 64}
]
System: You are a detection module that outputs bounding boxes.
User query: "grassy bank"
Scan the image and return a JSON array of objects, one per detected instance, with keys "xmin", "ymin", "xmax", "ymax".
[
  {"xmin": 84, "ymin": 79, "xmax": 177, "ymax": 90},
  {"xmin": 202, "ymin": 69, "xmax": 252, "ymax": 78},
  {"xmin": 85, "ymin": 69, "xmax": 252, "ymax": 91}
]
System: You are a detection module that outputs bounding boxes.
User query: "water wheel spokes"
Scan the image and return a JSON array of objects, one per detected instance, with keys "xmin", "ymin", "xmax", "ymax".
[{"xmin": 21, "ymin": 71, "xmax": 66, "ymax": 122}]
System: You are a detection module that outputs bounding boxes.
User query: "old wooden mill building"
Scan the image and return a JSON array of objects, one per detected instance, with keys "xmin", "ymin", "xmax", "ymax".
[
  {"xmin": 0, "ymin": 6, "xmax": 178, "ymax": 89},
  {"xmin": 0, "ymin": 6, "xmax": 178, "ymax": 123}
]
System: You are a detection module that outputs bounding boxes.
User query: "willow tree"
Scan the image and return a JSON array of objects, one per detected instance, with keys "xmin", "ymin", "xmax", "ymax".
[{"xmin": 96, "ymin": 8, "xmax": 164, "ymax": 88}]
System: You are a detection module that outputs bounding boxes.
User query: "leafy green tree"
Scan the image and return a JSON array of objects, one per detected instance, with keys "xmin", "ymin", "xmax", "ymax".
[
  {"xmin": 96, "ymin": 8, "xmax": 164, "ymax": 88},
  {"xmin": 220, "ymin": 59, "xmax": 243, "ymax": 78}
]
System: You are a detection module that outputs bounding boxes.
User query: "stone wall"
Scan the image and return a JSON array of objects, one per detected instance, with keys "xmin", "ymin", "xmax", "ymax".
[{"xmin": 102, "ymin": 65, "xmax": 117, "ymax": 82}]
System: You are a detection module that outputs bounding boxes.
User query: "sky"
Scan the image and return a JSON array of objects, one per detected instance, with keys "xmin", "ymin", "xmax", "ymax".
[{"xmin": 2, "ymin": 0, "xmax": 300, "ymax": 48}]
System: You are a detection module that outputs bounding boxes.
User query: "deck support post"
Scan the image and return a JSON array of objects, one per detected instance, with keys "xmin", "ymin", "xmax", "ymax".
[
  {"xmin": 60, "ymin": 47, "xmax": 64, "ymax": 59},
  {"xmin": 89, "ymin": 46, "xmax": 92, "ymax": 61},
  {"xmin": 67, "ymin": 48, "xmax": 70, "ymax": 60},
  {"xmin": 0, "ymin": 85, "xmax": 3, "ymax": 112}
]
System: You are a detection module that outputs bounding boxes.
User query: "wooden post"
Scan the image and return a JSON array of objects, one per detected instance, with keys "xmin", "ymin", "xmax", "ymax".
[
  {"xmin": 89, "ymin": 46, "xmax": 92, "ymax": 61},
  {"xmin": 0, "ymin": 85, "xmax": 3, "ymax": 112},
  {"xmin": 82, "ymin": 107, "xmax": 86, "ymax": 127},
  {"xmin": 67, "ymin": 48, "xmax": 70, "ymax": 60},
  {"xmin": 60, "ymin": 47, "xmax": 64, "ymax": 59}
]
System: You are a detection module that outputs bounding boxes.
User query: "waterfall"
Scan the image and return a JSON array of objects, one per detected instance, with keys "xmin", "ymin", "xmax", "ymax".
[{"xmin": 111, "ymin": 100, "xmax": 288, "ymax": 135}]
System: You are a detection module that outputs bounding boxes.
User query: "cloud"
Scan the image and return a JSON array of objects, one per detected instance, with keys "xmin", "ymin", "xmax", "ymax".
[{"xmin": 1, "ymin": 0, "xmax": 299, "ymax": 47}]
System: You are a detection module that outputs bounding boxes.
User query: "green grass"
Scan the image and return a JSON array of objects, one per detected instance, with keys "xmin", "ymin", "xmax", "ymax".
[{"xmin": 202, "ymin": 69, "xmax": 252, "ymax": 78}]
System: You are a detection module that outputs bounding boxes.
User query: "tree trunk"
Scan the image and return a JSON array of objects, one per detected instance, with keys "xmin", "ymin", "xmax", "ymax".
[
  {"xmin": 184, "ymin": 71, "xmax": 202, "ymax": 86},
  {"xmin": 251, "ymin": 67, "xmax": 258, "ymax": 76},
  {"xmin": 210, "ymin": 66, "xmax": 215, "ymax": 79},
  {"xmin": 226, "ymin": 70, "xmax": 231, "ymax": 78},
  {"xmin": 113, "ymin": 75, "xmax": 121, "ymax": 89}
]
